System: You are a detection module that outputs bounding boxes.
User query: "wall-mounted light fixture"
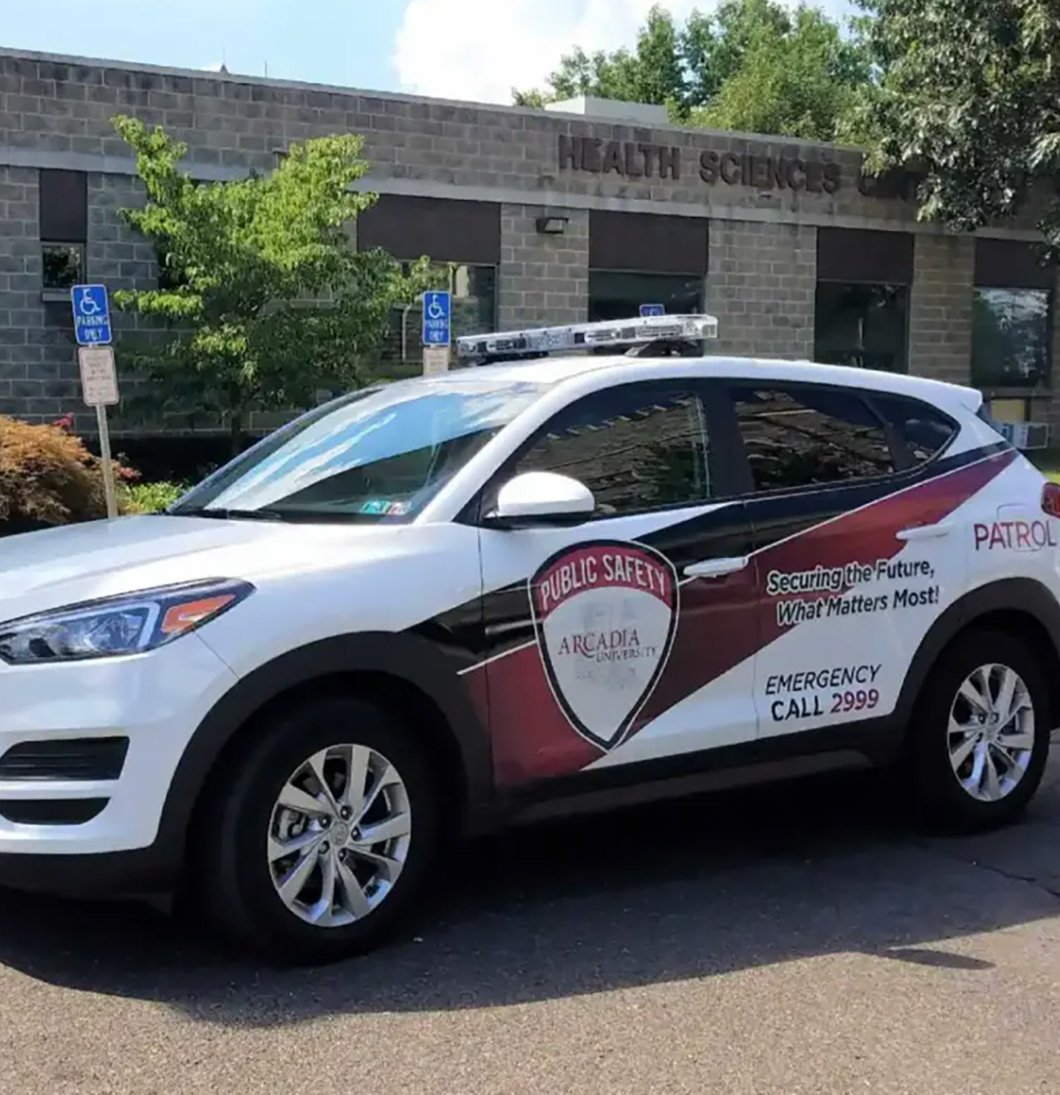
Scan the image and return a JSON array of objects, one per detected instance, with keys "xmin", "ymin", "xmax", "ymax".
[{"xmin": 535, "ymin": 214, "xmax": 569, "ymax": 235}]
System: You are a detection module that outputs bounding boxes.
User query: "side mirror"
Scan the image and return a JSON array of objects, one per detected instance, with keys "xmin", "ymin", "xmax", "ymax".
[{"xmin": 486, "ymin": 471, "xmax": 595, "ymax": 528}]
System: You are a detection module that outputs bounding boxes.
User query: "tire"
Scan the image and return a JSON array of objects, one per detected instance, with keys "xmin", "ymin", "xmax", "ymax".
[
  {"xmin": 191, "ymin": 694, "xmax": 442, "ymax": 965},
  {"xmin": 907, "ymin": 627, "xmax": 1053, "ymax": 833}
]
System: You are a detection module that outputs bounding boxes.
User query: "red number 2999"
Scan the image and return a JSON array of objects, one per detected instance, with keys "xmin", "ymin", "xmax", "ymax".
[{"xmin": 831, "ymin": 688, "xmax": 880, "ymax": 714}]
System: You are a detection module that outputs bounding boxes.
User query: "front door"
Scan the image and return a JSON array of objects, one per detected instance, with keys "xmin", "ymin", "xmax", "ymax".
[{"xmin": 465, "ymin": 378, "xmax": 761, "ymax": 792}]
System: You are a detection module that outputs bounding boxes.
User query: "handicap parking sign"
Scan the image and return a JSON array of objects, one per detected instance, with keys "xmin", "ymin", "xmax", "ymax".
[
  {"xmin": 422, "ymin": 291, "xmax": 451, "ymax": 346},
  {"xmin": 71, "ymin": 284, "xmax": 113, "ymax": 345}
]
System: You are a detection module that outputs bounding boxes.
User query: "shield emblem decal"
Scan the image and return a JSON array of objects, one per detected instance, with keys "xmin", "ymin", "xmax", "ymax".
[{"xmin": 529, "ymin": 539, "xmax": 680, "ymax": 752}]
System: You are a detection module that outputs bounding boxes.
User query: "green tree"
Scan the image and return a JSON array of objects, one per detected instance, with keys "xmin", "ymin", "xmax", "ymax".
[
  {"xmin": 514, "ymin": 6, "xmax": 684, "ymax": 112},
  {"xmin": 858, "ymin": 0, "xmax": 1060, "ymax": 253},
  {"xmin": 110, "ymin": 116, "xmax": 431, "ymax": 453},
  {"xmin": 512, "ymin": 0, "xmax": 871, "ymax": 138},
  {"xmin": 692, "ymin": 5, "xmax": 873, "ymax": 141}
]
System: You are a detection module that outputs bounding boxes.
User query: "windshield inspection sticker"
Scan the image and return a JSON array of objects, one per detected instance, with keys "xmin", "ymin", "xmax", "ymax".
[{"xmin": 529, "ymin": 540, "xmax": 679, "ymax": 752}]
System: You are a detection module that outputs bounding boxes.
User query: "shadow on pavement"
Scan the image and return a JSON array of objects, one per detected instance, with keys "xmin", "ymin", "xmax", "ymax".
[{"xmin": 0, "ymin": 769, "xmax": 1056, "ymax": 1027}]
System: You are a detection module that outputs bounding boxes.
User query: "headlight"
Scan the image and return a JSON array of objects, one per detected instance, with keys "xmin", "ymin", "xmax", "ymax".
[{"xmin": 0, "ymin": 578, "xmax": 254, "ymax": 665}]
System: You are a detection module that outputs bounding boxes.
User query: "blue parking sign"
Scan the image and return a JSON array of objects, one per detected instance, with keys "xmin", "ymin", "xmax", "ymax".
[
  {"xmin": 422, "ymin": 291, "xmax": 451, "ymax": 346},
  {"xmin": 71, "ymin": 284, "xmax": 113, "ymax": 346}
]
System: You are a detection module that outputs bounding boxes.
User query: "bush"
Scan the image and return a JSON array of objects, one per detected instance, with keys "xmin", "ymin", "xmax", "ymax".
[
  {"xmin": 0, "ymin": 414, "xmax": 138, "ymax": 529},
  {"xmin": 124, "ymin": 479, "xmax": 189, "ymax": 514}
]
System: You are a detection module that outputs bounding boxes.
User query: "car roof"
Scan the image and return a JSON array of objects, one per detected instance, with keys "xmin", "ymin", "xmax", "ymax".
[{"xmin": 426, "ymin": 353, "xmax": 982, "ymax": 415}]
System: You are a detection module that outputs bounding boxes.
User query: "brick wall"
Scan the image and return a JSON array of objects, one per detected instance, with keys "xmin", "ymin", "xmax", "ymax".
[
  {"xmin": 708, "ymin": 220, "xmax": 817, "ymax": 358},
  {"xmin": 908, "ymin": 233, "xmax": 974, "ymax": 385},
  {"xmin": 499, "ymin": 205, "xmax": 588, "ymax": 328},
  {"xmin": 0, "ymin": 164, "xmax": 69, "ymax": 426},
  {"xmin": 0, "ymin": 49, "xmax": 1054, "ymax": 438}
]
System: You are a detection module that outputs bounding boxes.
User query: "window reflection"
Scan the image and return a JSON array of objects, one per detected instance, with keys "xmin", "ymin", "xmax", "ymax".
[
  {"xmin": 971, "ymin": 287, "xmax": 1051, "ymax": 388},
  {"xmin": 378, "ymin": 264, "xmax": 497, "ymax": 378},
  {"xmin": 42, "ymin": 243, "xmax": 84, "ymax": 290},
  {"xmin": 588, "ymin": 271, "xmax": 704, "ymax": 322},
  {"xmin": 814, "ymin": 283, "xmax": 909, "ymax": 373}
]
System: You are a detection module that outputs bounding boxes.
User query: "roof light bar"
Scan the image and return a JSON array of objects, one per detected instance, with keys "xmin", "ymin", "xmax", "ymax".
[{"xmin": 455, "ymin": 313, "xmax": 719, "ymax": 364}]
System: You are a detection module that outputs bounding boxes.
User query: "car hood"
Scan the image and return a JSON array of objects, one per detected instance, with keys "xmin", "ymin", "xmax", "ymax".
[{"xmin": 0, "ymin": 515, "xmax": 419, "ymax": 623}]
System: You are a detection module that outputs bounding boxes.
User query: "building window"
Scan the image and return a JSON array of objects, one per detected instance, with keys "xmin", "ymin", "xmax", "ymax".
[
  {"xmin": 813, "ymin": 283, "xmax": 910, "ymax": 373},
  {"xmin": 588, "ymin": 271, "xmax": 704, "ymax": 323},
  {"xmin": 971, "ymin": 238, "xmax": 1054, "ymax": 390},
  {"xmin": 40, "ymin": 169, "xmax": 88, "ymax": 296},
  {"xmin": 42, "ymin": 242, "xmax": 85, "ymax": 291},
  {"xmin": 814, "ymin": 228, "xmax": 913, "ymax": 374},
  {"xmin": 378, "ymin": 264, "xmax": 497, "ymax": 377},
  {"xmin": 971, "ymin": 288, "xmax": 1051, "ymax": 389}
]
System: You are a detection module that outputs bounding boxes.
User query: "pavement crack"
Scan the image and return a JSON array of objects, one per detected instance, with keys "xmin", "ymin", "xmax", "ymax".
[{"xmin": 912, "ymin": 838, "xmax": 1060, "ymax": 899}]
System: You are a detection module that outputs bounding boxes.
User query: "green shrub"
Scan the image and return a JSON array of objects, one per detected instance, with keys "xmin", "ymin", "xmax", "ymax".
[
  {"xmin": 124, "ymin": 480, "xmax": 189, "ymax": 514},
  {"xmin": 0, "ymin": 414, "xmax": 138, "ymax": 527}
]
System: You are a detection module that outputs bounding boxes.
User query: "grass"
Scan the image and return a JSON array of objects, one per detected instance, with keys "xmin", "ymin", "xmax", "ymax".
[
  {"xmin": 1027, "ymin": 450, "xmax": 1060, "ymax": 483},
  {"xmin": 123, "ymin": 480, "xmax": 189, "ymax": 514}
]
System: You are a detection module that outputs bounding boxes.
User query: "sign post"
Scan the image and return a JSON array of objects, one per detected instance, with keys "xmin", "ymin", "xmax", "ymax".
[
  {"xmin": 71, "ymin": 285, "xmax": 119, "ymax": 520},
  {"xmin": 422, "ymin": 290, "xmax": 451, "ymax": 375}
]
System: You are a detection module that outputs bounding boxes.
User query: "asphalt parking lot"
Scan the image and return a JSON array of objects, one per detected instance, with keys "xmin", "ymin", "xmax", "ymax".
[{"xmin": 1, "ymin": 753, "xmax": 1060, "ymax": 1095}]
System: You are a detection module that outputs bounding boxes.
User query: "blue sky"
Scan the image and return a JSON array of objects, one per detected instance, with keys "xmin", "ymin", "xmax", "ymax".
[{"xmin": 2, "ymin": 0, "xmax": 857, "ymax": 104}]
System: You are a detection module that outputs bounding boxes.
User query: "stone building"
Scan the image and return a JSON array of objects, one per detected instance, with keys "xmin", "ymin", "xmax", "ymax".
[{"xmin": 0, "ymin": 46, "xmax": 1055, "ymax": 450}]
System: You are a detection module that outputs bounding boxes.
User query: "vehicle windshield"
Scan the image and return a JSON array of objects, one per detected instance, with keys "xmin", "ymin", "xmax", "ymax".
[{"xmin": 170, "ymin": 376, "xmax": 546, "ymax": 523}]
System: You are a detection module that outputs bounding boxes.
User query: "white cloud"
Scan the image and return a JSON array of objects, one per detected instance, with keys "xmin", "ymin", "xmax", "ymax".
[{"xmin": 393, "ymin": 0, "xmax": 855, "ymax": 105}]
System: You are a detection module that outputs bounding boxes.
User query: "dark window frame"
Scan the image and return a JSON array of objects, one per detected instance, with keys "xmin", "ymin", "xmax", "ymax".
[
  {"xmin": 711, "ymin": 379, "xmax": 958, "ymax": 501},
  {"xmin": 589, "ymin": 211, "xmax": 709, "ymax": 276}
]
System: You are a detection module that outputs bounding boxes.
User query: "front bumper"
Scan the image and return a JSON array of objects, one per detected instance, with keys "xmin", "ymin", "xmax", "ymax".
[{"xmin": 0, "ymin": 632, "xmax": 237, "ymax": 880}]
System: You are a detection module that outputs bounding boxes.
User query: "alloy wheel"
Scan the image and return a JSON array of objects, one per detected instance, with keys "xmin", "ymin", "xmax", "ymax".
[
  {"xmin": 267, "ymin": 743, "xmax": 412, "ymax": 928},
  {"xmin": 947, "ymin": 663, "xmax": 1035, "ymax": 803}
]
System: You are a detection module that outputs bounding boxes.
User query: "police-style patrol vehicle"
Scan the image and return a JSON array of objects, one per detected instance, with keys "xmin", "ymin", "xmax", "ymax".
[{"xmin": 0, "ymin": 313, "xmax": 1056, "ymax": 963}]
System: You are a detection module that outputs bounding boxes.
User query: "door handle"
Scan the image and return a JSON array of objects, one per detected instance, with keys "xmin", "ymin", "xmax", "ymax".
[
  {"xmin": 684, "ymin": 555, "xmax": 750, "ymax": 579},
  {"xmin": 896, "ymin": 522, "xmax": 953, "ymax": 542}
]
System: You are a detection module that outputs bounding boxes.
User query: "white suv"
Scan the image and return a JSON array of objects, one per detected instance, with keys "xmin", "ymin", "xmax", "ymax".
[{"xmin": 0, "ymin": 314, "xmax": 1057, "ymax": 965}]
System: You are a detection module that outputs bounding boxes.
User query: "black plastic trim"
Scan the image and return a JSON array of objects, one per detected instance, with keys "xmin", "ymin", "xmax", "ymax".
[
  {"xmin": 0, "ymin": 798, "xmax": 108, "ymax": 825},
  {"xmin": 0, "ymin": 737, "xmax": 129, "ymax": 782}
]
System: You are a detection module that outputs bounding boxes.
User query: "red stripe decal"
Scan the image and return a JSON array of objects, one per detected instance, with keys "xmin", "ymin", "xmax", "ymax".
[{"xmin": 472, "ymin": 450, "xmax": 1016, "ymax": 787}]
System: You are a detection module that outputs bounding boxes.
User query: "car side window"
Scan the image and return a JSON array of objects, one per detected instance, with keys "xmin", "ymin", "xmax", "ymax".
[
  {"xmin": 507, "ymin": 383, "xmax": 712, "ymax": 518},
  {"xmin": 729, "ymin": 383, "xmax": 895, "ymax": 492},
  {"xmin": 870, "ymin": 393, "xmax": 957, "ymax": 467}
]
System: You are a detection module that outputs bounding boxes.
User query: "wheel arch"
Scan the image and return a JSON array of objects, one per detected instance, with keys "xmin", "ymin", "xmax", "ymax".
[
  {"xmin": 155, "ymin": 632, "xmax": 496, "ymax": 878},
  {"xmin": 895, "ymin": 577, "xmax": 1060, "ymax": 732}
]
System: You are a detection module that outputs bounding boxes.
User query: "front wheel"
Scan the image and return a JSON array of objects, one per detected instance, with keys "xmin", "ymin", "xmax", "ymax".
[
  {"xmin": 193, "ymin": 695, "xmax": 442, "ymax": 965},
  {"xmin": 908, "ymin": 628, "xmax": 1053, "ymax": 833}
]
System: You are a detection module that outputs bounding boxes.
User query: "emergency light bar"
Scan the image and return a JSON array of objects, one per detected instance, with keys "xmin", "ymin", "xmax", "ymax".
[{"xmin": 455, "ymin": 313, "xmax": 718, "ymax": 365}]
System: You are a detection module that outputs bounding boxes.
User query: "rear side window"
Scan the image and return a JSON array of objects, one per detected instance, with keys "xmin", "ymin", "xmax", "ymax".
[
  {"xmin": 729, "ymin": 383, "xmax": 895, "ymax": 492},
  {"xmin": 872, "ymin": 394, "xmax": 958, "ymax": 466}
]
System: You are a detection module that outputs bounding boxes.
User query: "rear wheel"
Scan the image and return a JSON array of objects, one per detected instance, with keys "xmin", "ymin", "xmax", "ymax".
[
  {"xmin": 193, "ymin": 695, "xmax": 441, "ymax": 965},
  {"xmin": 908, "ymin": 628, "xmax": 1052, "ymax": 832}
]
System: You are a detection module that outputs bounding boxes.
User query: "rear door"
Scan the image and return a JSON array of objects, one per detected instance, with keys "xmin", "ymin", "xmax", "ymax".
[
  {"xmin": 465, "ymin": 376, "xmax": 762, "ymax": 791},
  {"xmin": 717, "ymin": 379, "xmax": 972, "ymax": 741}
]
